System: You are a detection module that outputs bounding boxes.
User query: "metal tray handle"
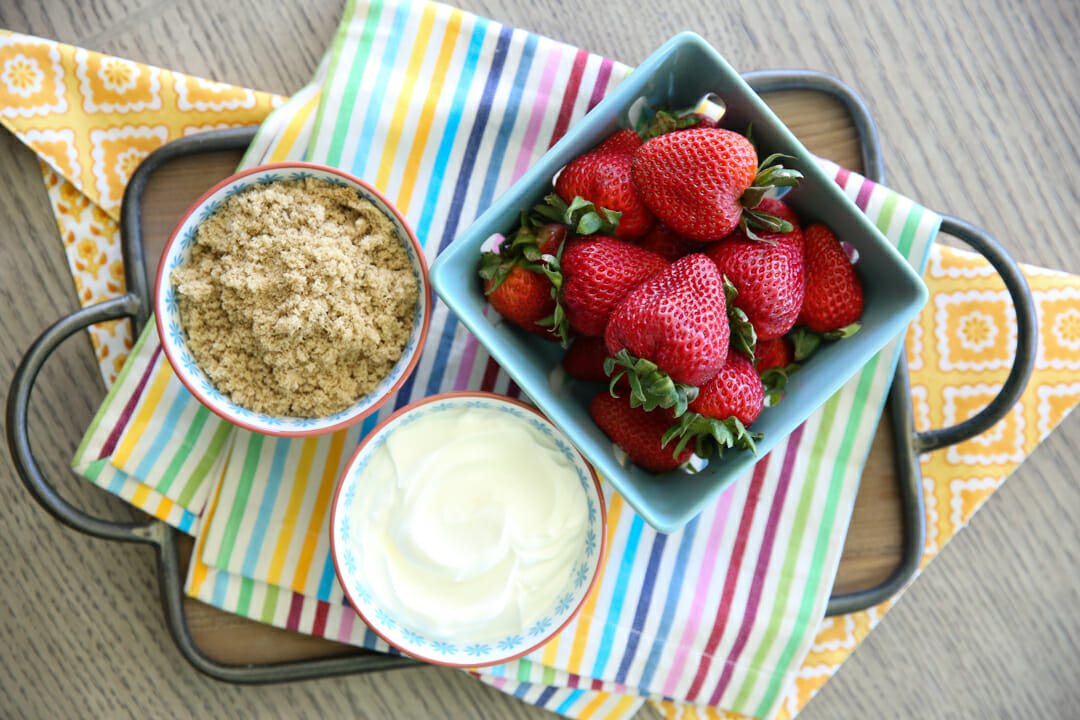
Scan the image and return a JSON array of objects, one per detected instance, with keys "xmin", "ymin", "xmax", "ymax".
[
  {"xmin": 5, "ymin": 293, "xmax": 421, "ymax": 680},
  {"xmin": 826, "ymin": 216, "xmax": 1037, "ymax": 616},
  {"xmin": 741, "ymin": 71, "xmax": 1038, "ymax": 615},
  {"xmin": 5, "ymin": 294, "xmax": 156, "ymax": 545},
  {"xmin": 911, "ymin": 216, "xmax": 1037, "ymax": 454}
]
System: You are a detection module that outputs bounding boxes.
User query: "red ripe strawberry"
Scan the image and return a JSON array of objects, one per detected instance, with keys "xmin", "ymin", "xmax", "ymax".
[
  {"xmin": 559, "ymin": 236, "xmax": 668, "ymax": 337},
  {"xmin": 479, "ymin": 221, "xmax": 569, "ymax": 342},
  {"xmin": 483, "ymin": 265, "xmax": 558, "ymax": 341},
  {"xmin": 590, "ymin": 391, "xmax": 691, "ymax": 473},
  {"xmin": 605, "ymin": 254, "xmax": 729, "ymax": 414},
  {"xmin": 798, "ymin": 223, "xmax": 864, "ymax": 333},
  {"xmin": 637, "ymin": 224, "xmax": 701, "ymax": 262},
  {"xmin": 631, "ymin": 128, "xmax": 802, "ymax": 242},
  {"xmin": 755, "ymin": 335, "xmax": 797, "ymax": 406},
  {"xmin": 705, "ymin": 202, "xmax": 806, "ymax": 341},
  {"xmin": 687, "ymin": 353, "xmax": 764, "ymax": 426},
  {"xmin": 758, "ymin": 196, "xmax": 801, "ymax": 229},
  {"xmin": 754, "ymin": 336, "xmax": 794, "ymax": 373},
  {"xmin": 562, "ymin": 336, "xmax": 613, "ymax": 383},
  {"xmin": 662, "ymin": 352, "xmax": 764, "ymax": 459},
  {"xmin": 555, "ymin": 129, "xmax": 655, "ymax": 240},
  {"xmin": 536, "ymin": 222, "xmax": 568, "ymax": 256}
]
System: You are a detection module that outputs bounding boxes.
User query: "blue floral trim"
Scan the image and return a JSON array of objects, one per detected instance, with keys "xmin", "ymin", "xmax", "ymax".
[
  {"xmin": 528, "ymin": 616, "xmax": 553, "ymax": 637},
  {"xmin": 585, "ymin": 528, "xmax": 597, "ymax": 557},
  {"xmin": 496, "ymin": 635, "xmax": 523, "ymax": 652},
  {"xmin": 464, "ymin": 643, "xmax": 490, "ymax": 658},
  {"xmin": 374, "ymin": 608, "xmax": 396, "ymax": 630}
]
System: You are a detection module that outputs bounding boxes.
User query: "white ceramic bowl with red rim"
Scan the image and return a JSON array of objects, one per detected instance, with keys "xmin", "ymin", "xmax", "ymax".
[
  {"xmin": 155, "ymin": 161, "xmax": 432, "ymax": 438},
  {"xmin": 329, "ymin": 391, "xmax": 607, "ymax": 668}
]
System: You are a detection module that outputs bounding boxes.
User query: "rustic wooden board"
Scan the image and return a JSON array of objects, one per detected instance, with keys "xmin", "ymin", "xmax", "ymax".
[{"xmin": 129, "ymin": 88, "xmax": 904, "ymax": 666}]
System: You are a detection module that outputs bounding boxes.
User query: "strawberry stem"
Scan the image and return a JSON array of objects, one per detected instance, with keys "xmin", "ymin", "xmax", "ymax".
[
  {"xmin": 637, "ymin": 106, "xmax": 712, "ymax": 140},
  {"xmin": 824, "ymin": 323, "xmax": 861, "ymax": 340},
  {"xmin": 791, "ymin": 323, "xmax": 860, "ymax": 362},
  {"xmin": 478, "ymin": 250, "xmax": 516, "ymax": 293},
  {"xmin": 661, "ymin": 411, "xmax": 761, "ymax": 459},
  {"xmin": 791, "ymin": 327, "xmax": 823, "ymax": 362},
  {"xmin": 723, "ymin": 276, "xmax": 757, "ymax": 359},
  {"xmin": 604, "ymin": 349, "xmax": 699, "ymax": 417},
  {"xmin": 759, "ymin": 363, "xmax": 799, "ymax": 407},
  {"xmin": 534, "ymin": 194, "xmax": 621, "ymax": 236},
  {"xmin": 738, "ymin": 153, "xmax": 803, "ymax": 241},
  {"xmin": 537, "ymin": 251, "xmax": 572, "ymax": 346}
]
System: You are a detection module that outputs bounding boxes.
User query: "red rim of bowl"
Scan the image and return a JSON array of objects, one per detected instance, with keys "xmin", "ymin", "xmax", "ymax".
[
  {"xmin": 154, "ymin": 161, "xmax": 432, "ymax": 438},
  {"xmin": 328, "ymin": 390, "xmax": 608, "ymax": 668}
]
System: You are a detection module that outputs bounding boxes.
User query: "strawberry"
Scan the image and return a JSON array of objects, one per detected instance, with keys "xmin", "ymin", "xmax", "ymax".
[
  {"xmin": 754, "ymin": 336, "xmax": 794, "ymax": 373},
  {"xmin": 482, "ymin": 265, "xmax": 558, "ymax": 340},
  {"xmin": 590, "ymin": 391, "xmax": 691, "ymax": 473},
  {"xmin": 604, "ymin": 254, "xmax": 729, "ymax": 415},
  {"xmin": 687, "ymin": 353, "xmax": 764, "ymax": 426},
  {"xmin": 637, "ymin": 223, "xmax": 701, "ymax": 262},
  {"xmin": 662, "ymin": 352, "xmax": 763, "ymax": 459},
  {"xmin": 555, "ymin": 129, "xmax": 655, "ymax": 239},
  {"xmin": 562, "ymin": 336, "xmax": 613, "ymax": 383},
  {"xmin": 631, "ymin": 127, "xmax": 802, "ymax": 242},
  {"xmin": 755, "ymin": 335, "xmax": 798, "ymax": 406},
  {"xmin": 798, "ymin": 223, "xmax": 864, "ymax": 333},
  {"xmin": 757, "ymin": 195, "xmax": 801, "ymax": 229},
  {"xmin": 705, "ymin": 199, "xmax": 806, "ymax": 341},
  {"xmin": 557, "ymin": 236, "xmax": 668, "ymax": 337},
  {"xmin": 478, "ymin": 221, "xmax": 568, "ymax": 342},
  {"xmin": 535, "ymin": 222, "xmax": 568, "ymax": 257}
]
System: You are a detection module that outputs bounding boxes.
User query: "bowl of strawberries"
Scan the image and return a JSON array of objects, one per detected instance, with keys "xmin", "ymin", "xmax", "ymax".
[{"xmin": 430, "ymin": 32, "xmax": 928, "ymax": 533}]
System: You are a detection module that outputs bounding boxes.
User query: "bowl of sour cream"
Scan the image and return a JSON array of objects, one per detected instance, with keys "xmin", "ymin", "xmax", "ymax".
[{"xmin": 330, "ymin": 391, "xmax": 606, "ymax": 667}]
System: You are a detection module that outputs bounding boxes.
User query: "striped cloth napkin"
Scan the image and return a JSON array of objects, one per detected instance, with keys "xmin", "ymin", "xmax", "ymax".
[{"xmin": 65, "ymin": 1, "xmax": 938, "ymax": 718}]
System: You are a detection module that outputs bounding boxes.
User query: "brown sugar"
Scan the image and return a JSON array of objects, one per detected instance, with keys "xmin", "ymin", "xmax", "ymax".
[{"xmin": 171, "ymin": 177, "xmax": 419, "ymax": 418}]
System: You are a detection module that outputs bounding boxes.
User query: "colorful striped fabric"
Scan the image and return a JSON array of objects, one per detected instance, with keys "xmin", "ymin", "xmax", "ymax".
[{"xmin": 68, "ymin": 1, "xmax": 941, "ymax": 718}]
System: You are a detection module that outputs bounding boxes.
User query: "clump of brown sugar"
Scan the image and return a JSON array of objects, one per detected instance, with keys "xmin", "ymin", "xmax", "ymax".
[{"xmin": 171, "ymin": 177, "xmax": 419, "ymax": 418}]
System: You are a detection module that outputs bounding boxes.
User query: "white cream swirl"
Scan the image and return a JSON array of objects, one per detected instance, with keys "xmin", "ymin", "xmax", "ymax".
[{"xmin": 352, "ymin": 403, "xmax": 589, "ymax": 642}]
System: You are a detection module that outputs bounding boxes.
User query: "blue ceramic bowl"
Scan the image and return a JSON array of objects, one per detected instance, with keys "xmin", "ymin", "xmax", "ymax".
[{"xmin": 429, "ymin": 33, "xmax": 928, "ymax": 533}]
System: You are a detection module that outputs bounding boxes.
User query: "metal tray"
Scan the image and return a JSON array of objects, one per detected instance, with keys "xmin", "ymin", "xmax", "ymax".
[{"xmin": 6, "ymin": 70, "xmax": 1037, "ymax": 682}]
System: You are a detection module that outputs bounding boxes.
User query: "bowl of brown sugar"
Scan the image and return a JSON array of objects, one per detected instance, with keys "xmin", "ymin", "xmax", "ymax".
[{"xmin": 155, "ymin": 162, "xmax": 431, "ymax": 437}]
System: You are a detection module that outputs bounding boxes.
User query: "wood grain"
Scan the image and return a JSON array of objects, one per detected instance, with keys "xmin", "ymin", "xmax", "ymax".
[{"xmin": 2, "ymin": 0, "xmax": 1079, "ymax": 718}]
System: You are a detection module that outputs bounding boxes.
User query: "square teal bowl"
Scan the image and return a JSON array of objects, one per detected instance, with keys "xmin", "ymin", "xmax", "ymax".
[{"xmin": 429, "ymin": 32, "xmax": 928, "ymax": 533}]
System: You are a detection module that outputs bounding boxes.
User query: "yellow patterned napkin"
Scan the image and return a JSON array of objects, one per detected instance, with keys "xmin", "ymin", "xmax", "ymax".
[{"xmin": 0, "ymin": 30, "xmax": 282, "ymax": 387}]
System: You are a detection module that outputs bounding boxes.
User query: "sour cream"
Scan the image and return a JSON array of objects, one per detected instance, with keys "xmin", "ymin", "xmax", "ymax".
[{"xmin": 351, "ymin": 403, "xmax": 589, "ymax": 642}]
